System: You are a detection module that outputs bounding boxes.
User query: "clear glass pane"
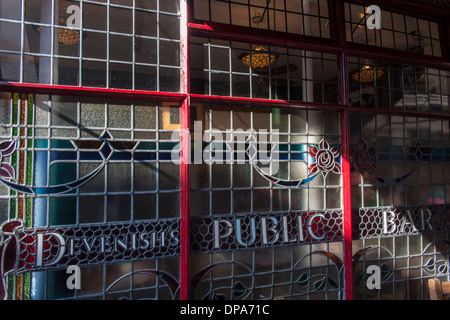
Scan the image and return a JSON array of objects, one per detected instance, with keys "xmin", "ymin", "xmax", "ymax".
[{"xmin": 194, "ymin": 0, "xmax": 330, "ymax": 39}]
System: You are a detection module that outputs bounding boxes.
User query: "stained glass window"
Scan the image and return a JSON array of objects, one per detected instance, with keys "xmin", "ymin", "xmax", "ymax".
[
  {"xmin": 349, "ymin": 112, "xmax": 450, "ymax": 299},
  {"xmin": 0, "ymin": 0, "xmax": 449, "ymax": 302},
  {"xmin": 0, "ymin": 92, "xmax": 181, "ymax": 300},
  {"xmin": 189, "ymin": 104, "xmax": 344, "ymax": 299}
]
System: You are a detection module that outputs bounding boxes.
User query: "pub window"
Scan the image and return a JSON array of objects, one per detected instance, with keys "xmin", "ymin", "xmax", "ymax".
[
  {"xmin": 350, "ymin": 112, "xmax": 450, "ymax": 299},
  {"xmin": 193, "ymin": 0, "xmax": 331, "ymax": 38},
  {"xmin": 345, "ymin": 2, "xmax": 442, "ymax": 57},
  {"xmin": 189, "ymin": 104, "xmax": 344, "ymax": 300},
  {"xmin": 0, "ymin": 92, "xmax": 181, "ymax": 299},
  {"xmin": 348, "ymin": 56, "xmax": 450, "ymax": 113},
  {"xmin": 0, "ymin": 0, "xmax": 181, "ymax": 91},
  {"xmin": 0, "ymin": 0, "xmax": 449, "ymax": 302},
  {"xmin": 190, "ymin": 37, "xmax": 339, "ymax": 103}
]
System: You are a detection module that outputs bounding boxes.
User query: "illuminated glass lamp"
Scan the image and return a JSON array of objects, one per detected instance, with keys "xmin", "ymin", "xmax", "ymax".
[
  {"xmin": 239, "ymin": 45, "xmax": 278, "ymax": 71},
  {"xmin": 352, "ymin": 65, "xmax": 384, "ymax": 83},
  {"xmin": 34, "ymin": 17, "xmax": 83, "ymax": 47},
  {"xmin": 57, "ymin": 28, "xmax": 80, "ymax": 46}
]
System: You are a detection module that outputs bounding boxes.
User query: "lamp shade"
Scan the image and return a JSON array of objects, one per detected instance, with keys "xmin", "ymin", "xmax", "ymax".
[
  {"xmin": 58, "ymin": 28, "xmax": 80, "ymax": 46},
  {"xmin": 352, "ymin": 65, "xmax": 384, "ymax": 83},
  {"xmin": 239, "ymin": 45, "xmax": 277, "ymax": 71}
]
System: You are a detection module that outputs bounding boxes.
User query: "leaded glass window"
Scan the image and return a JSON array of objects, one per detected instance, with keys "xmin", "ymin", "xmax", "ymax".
[
  {"xmin": 345, "ymin": 2, "xmax": 442, "ymax": 57},
  {"xmin": 348, "ymin": 57, "xmax": 450, "ymax": 113},
  {"xmin": 189, "ymin": 104, "xmax": 344, "ymax": 299},
  {"xmin": 190, "ymin": 37, "xmax": 339, "ymax": 103},
  {"xmin": 0, "ymin": 0, "xmax": 181, "ymax": 91},
  {"xmin": 0, "ymin": 92, "xmax": 181, "ymax": 300},
  {"xmin": 193, "ymin": 0, "xmax": 331, "ymax": 39},
  {"xmin": 0, "ymin": 0, "xmax": 449, "ymax": 302},
  {"xmin": 350, "ymin": 112, "xmax": 450, "ymax": 299}
]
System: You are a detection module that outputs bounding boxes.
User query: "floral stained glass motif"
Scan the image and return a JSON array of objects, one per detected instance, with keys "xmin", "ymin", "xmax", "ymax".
[
  {"xmin": 253, "ymin": 138, "xmax": 341, "ymax": 188},
  {"xmin": 349, "ymin": 139, "xmax": 418, "ymax": 184},
  {"xmin": 309, "ymin": 139, "xmax": 341, "ymax": 176},
  {"xmin": 0, "ymin": 141, "xmax": 16, "ymax": 180},
  {"xmin": 350, "ymin": 140, "xmax": 376, "ymax": 175}
]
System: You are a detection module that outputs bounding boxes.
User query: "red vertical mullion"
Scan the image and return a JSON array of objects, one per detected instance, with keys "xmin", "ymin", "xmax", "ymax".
[
  {"xmin": 180, "ymin": 97, "xmax": 190, "ymax": 300},
  {"xmin": 340, "ymin": 57, "xmax": 353, "ymax": 300},
  {"xmin": 179, "ymin": 0, "xmax": 190, "ymax": 300},
  {"xmin": 341, "ymin": 107, "xmax": 353, "ymax": 301},
  {"xmin": 336, "ymin": 0, "xmax": 353, "ymax": 300}
]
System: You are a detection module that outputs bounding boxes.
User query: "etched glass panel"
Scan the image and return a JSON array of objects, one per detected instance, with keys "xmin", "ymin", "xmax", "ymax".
[
  {"xmin": 189, "ymin": 104, "xmax": 344, "ymax": 300},
  {"xmin": 350, "ymin": 112, "xmax": 450, "ymax": 299},
  {"xmin": 0, "ymin": 93, "xmax": 181, "ymax": 300}
]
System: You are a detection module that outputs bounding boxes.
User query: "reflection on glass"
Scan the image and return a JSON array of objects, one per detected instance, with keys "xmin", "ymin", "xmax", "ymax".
[
  {"xmin": 190, "ymin": 38, "xmax": 339, "ymax": 103},
  {"xmin": 0, "ymin": 0, "xmax": 181, "ymax": 92},
  {"xmin": 348, "ymin": 56, "xmax": 450, "ymax": 113},
  {"xmin": 345, "ymin": 3, "xmax": 442, "ymax": 57},
  {"xmin": 194, "ymin": 0, "xmax": 330, "ymax": 39}
]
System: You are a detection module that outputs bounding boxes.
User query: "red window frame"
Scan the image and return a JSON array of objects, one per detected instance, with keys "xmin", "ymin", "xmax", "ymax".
[{"xmin": 1, "ymin": 0, "xmax": 449, "ymax": 300}]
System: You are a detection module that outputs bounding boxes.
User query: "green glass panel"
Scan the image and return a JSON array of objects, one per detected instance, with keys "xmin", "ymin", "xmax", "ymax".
[{"xmin": 49, "ymin": 196, "xmax": 76, "ymax": 226}]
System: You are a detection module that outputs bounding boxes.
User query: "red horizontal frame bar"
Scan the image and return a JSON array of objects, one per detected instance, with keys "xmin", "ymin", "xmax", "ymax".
[
  {"xmin": 190, "ymin": 97, "xmax": 450, "ymax": 121},
  {"xmin": 3, "ymin": 82, "xmax": 450, "ymax": 120},
  {"xmin": 0, "ymin": 82, "xmax": 187, "ymax": 102},
  {"xmin": 189, "ymin": 93, "xmax": 346, "ymax": 110}
]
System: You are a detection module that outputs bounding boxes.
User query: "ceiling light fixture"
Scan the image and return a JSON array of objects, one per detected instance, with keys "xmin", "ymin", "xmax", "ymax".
[
  {"xmin": 352, "ymin": 64, "xmax": 384, "ymax": 83},
  {"xmin": 57, "ymin": 28, "xmax": 80, "ymax": 46},
  {"xmin": 34, "ymin": 17, "xmax": 85, "ymax": 46},
  {"xmin": 239, "ymin": 45, "xmax": 278, "ymax": 71}
]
